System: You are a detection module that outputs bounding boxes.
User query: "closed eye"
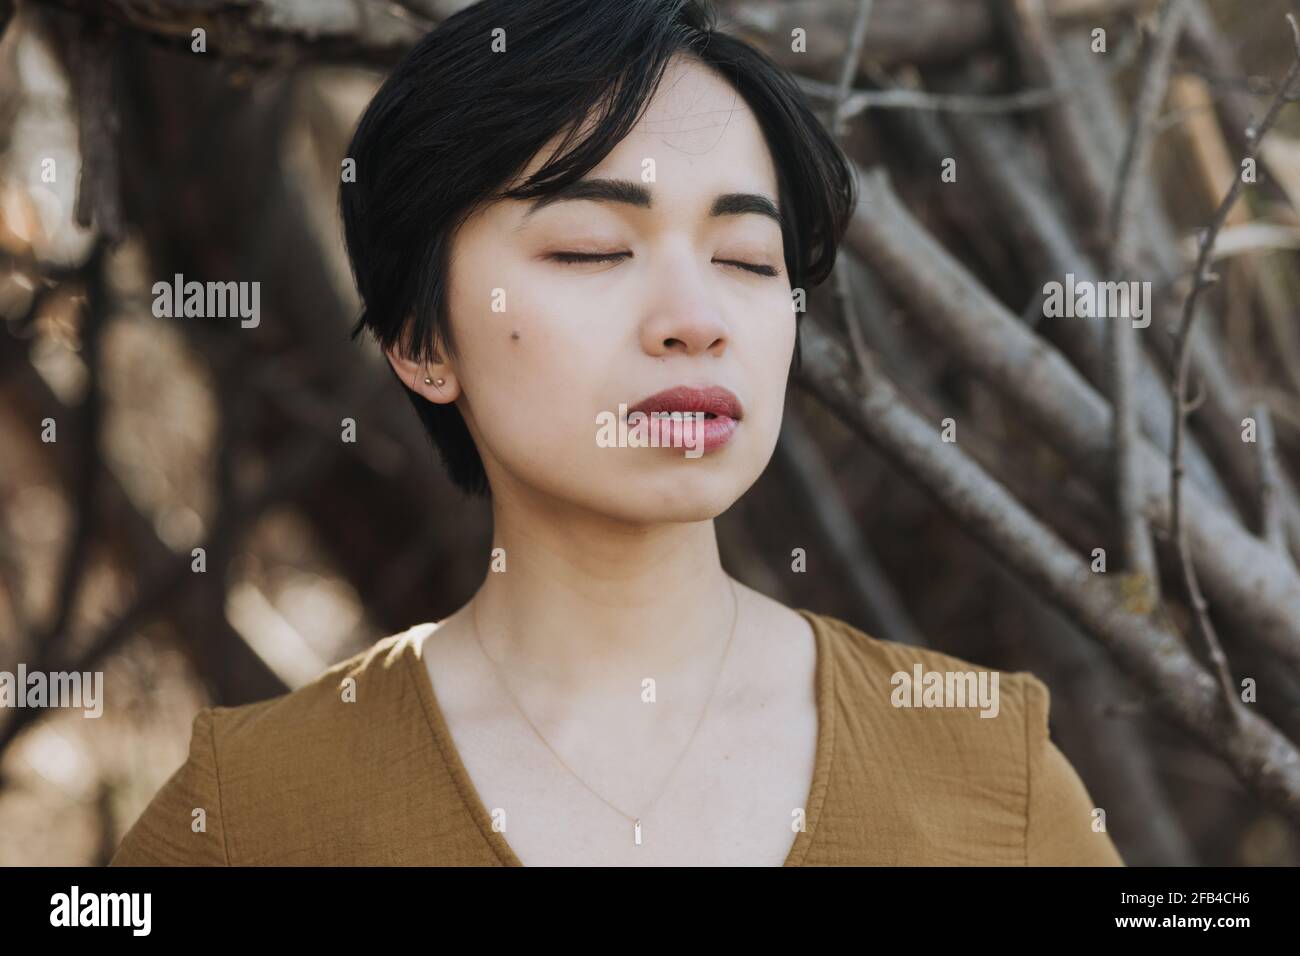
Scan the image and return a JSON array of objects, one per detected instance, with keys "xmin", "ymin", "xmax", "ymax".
[
  {"xmin": 547, "ymin": 251, "xmax": 779, "ymax": 277},
  {"xmin": 547, "ymin": 252, "xmax": 631, "ymax": 266}
]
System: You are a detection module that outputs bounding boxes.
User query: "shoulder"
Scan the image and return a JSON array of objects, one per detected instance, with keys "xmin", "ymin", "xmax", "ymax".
[
  {"xmin": 803, "ymin": 608, "xmax": 1042, "ymax": 722},
  {"xmin": 800, "ymin": 611, "xmax": 1123, "ymax": 865},
  {"xmin": 110, "ymin": 625, "xmax": 435, "ymax": 866},
  {"xmin": 205, "ymin": 626, "xmax": 427, "ymax": 751},
  {"xmin": 796, "ymin": 609, "xmax": 1044, "ymax": 778}
]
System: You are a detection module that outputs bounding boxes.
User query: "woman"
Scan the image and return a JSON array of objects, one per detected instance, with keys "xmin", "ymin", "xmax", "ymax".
[{"xmin": 110, "ymin": 0, "xmax": 1123, "ymax": 866}]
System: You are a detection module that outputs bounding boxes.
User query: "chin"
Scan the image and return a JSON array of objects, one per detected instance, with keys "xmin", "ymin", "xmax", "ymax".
[{"xmin": 594, "ymin": 457, "xmax": 759, "ymax": 525}]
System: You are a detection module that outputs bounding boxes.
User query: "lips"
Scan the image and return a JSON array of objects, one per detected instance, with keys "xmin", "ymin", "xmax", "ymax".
[{"xmin": 626, "ymin": 385, "xmax": 743, "ymax": 454}]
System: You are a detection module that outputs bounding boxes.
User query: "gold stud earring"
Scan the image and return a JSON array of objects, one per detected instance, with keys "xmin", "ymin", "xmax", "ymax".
[{"xmin": 424, "ymin": 371, "xmax": 445, "ymax": 387}]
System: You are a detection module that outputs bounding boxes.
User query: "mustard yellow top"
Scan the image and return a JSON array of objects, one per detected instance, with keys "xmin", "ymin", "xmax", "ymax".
[{"xmin": 110, "ymin": 610, "xmax": 1124, "ymax": 866}]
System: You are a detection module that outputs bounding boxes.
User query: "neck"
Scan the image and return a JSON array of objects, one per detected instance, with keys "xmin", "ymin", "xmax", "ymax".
[{"xmin": 468, "ymin": 485, "xmax": 739, "ymax": 695}]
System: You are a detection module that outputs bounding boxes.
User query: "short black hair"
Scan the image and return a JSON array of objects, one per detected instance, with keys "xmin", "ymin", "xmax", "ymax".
[{"xmin": 340, "ymin": 0, "xmax": 856, "ymax": 496}]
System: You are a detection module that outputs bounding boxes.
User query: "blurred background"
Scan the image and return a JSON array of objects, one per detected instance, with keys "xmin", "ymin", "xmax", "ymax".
[{"xmin": 1, "ymin": 0, "xmax": 1299, "ymax": 866}]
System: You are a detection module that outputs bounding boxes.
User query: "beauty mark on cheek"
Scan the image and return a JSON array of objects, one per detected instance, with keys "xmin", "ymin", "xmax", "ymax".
[{"xmin": 511, "ymin": 330, "xmax": 520, "ymax": 341}]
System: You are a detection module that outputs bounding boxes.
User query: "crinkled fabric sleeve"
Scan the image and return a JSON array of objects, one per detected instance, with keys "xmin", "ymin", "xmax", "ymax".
[
  {"xmin": 1022, "ymin": 674, "xmax": 1125, "ymax": 866},
  {"xmin": 109, "ymin": 707, "xmax": 230, "ymax": 866}
]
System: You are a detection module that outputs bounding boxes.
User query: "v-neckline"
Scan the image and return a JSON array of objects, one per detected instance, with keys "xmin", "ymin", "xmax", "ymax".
[{"xmin": 402, "ymin": 606, "xmax": 836, "ymax": 867}]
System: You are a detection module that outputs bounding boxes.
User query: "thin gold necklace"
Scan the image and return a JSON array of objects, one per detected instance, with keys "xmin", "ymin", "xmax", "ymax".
[{"xmin": 469, "ymin": 577, "xmax": 740, "ymax": 846}]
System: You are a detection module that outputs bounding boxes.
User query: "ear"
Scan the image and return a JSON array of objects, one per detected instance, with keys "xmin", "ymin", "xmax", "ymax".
[{"xmin": 384, "ymin": 341, "xmax": 461, "ymax": 404}]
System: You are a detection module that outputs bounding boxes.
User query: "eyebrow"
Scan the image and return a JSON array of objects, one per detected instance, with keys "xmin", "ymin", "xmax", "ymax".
[{"xmin": 517, "ymin": 177, "xmax": 784, "ymax": 230}]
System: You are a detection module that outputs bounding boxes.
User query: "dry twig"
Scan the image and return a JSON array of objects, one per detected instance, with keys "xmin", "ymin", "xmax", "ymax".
[{"xmin": 1168, "ymin": 13, "xmax": 1300, "ymax": 725}]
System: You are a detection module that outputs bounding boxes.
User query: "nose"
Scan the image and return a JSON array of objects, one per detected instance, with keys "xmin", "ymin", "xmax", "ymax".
[{"xmin": 638, "ymin": 247, "xmax": 730, "ymax": 359}]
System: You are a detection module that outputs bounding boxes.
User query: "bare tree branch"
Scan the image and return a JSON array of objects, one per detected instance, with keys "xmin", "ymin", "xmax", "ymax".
[
  {"xmin": 1254, "ymin": 400, "xmax": 1289, "ymax": 556},
  {"xmin": 722, "ymin": 0, "xmax": 995, "ymax": 69},
  {"xmin": 775, "ymin": 411, "xmax": 927, "ymax": 648},
  {"xmin": 30, "ymin": 0, "xmax": 429, "ymax": 66},
  {"xmin": 26, "ymin": 242, "xmax": 107, "ymax": 669},
  {"xmin": 1109, "ymin": 0, "xmax": 1190, "ymax": 272},
  {"xmin": 845, "ymin": 163, "xmax": 1300, "ymax": 662},
  {"xmin": 830, "ymin": 0, "xmax": 874, "ymax": 137},
  {"xmin": 1003, "ymin": 0, "xmax": 1116, "ymax": 246},
  {"xmin": 945, "ymin": 111, "xmax": 1239, "ymax": 516},
  {"xmin": 1062, "ymin": 31, "xmax": 1300, "ymax": 569},
  {"xmin": 70, "ymin": 23, "xmax": 123, "ymax": 242},
  {"xmin": 795, "ymin": 29, "xmax": 1140, "ymax": 117},
  {"xmin": 1169, "ymin": 12, "xmax": 1300, "ymax": 726},
  {"xmin": 1104, "ymin": 0, "xmax": 1191, "ymax": 615}
]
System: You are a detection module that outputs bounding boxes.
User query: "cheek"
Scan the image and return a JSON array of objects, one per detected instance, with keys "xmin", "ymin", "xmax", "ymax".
[
  {"xmin": 463, "ymin": 322, "xmax": 569, "ymax": 426},
  {"xmin": 740, "ymin": 294, "xmax": 797, "ymax": 450},
  {"xmin": 451, "ymin": 254, "xmax": 559, "ymax": 401},
  {"xmin": 451, "ymin": 280, "xmax": 612, "ymax": 474},
  {"xmin": 750, "ymin": 288, "xmax": 798, "ymax": 378}
]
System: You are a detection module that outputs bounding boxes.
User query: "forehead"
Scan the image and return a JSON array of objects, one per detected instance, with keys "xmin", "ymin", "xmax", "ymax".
[{"xmin": 512, "ymin": 55, "xmax": 779, "ymax": 207}]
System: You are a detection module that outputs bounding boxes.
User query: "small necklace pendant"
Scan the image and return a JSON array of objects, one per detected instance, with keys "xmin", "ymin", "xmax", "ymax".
[{"xmin": 634, "ymin": 819, "xmax": 642, "ymax": 845}]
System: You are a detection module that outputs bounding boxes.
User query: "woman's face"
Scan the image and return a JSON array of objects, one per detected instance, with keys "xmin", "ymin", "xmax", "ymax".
[{"xmin": 400, "ymin": 54, "xmax": 796, "ymax": 524}]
